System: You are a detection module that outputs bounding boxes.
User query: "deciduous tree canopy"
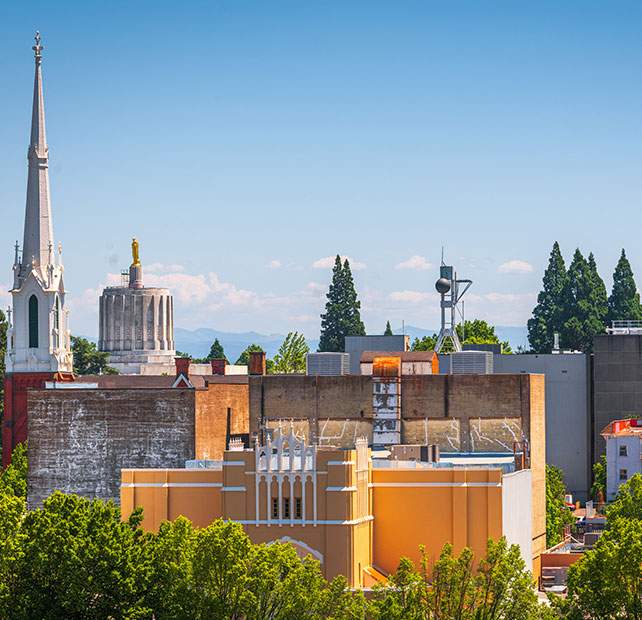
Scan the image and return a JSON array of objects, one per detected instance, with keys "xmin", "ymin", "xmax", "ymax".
[{"xmin": 71, "ymin": 336, "xmax": 117, "ymax": 375}]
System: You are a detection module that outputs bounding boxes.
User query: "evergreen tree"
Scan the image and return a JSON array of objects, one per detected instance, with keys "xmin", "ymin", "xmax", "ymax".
[
  {"xmin": 384, "ymin": 321, "xmax": 393, "ymax": 336},
  {"xmin": 235, "ymin": 344, "xmax": 264, "ymax": 366},
  {"xmin": 340, "ymin": 258, "xmax": 365, "ymax": 338},
  {"xmin": 588, "ymin": 252, "xmax": 608, "ymax": 327},
  {"xmin": 318, "ymin": 256, "xmax": 365, "ymax": 352},
  {"xmin": 608, "ymin": 249, "xmax": 642, "ymax": 325},
  {"xmin": 205, "ymin": 338, "xmax": 226, "ymax": 362},
  {"xmin": 560, "ymin": 249, "xmax": 606, "ymax": 352},
  {"xmin": 527, "ymin": 242, "xmax": 567, "ymax": 353}
]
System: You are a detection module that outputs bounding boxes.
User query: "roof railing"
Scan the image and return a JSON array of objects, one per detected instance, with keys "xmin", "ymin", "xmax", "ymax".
[{"xmin": 607, "ymin": 320, "xmax": 642, "ymax": 334}]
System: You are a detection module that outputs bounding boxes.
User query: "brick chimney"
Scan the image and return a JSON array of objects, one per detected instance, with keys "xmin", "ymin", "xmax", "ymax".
[
  {"xmin": 175, "ymin": 357, "xmax": 191, "ymax": 378},
  {"xmin": 210, "ymin": 358, "xmax": 227, "ymax": 375},
  {"xmin": 248, "ymin": 351, "xmax": 267, "ymax": 375}
]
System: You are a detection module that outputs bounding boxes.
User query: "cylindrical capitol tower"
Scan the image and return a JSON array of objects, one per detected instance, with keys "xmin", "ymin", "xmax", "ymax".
[{"xmin": 98, "ymin": 239, "xmax": 176, "ymax": 374}]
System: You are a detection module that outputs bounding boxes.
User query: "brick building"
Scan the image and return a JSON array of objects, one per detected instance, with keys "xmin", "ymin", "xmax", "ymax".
[{"xmin": 26, "ymin": 363, "xmax": 248, "ymax": 507}]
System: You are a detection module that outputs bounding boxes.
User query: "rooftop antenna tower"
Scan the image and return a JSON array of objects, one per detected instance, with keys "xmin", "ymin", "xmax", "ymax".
[{"xmin": 434, "ymin": 253, "xmax": 472, "ymax": 353}]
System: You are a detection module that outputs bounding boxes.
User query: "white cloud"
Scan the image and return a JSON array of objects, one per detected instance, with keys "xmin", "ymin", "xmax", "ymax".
[
  {"xmin": 497, "ymin": 260, "xmax": 534, "ymax": 274},
  {"xmin": 289, "ymin": 314, "xmax": 317, "ymax": 323},
  {"xmin": 395, "ymin": 255, "xmax": 432, "ymax": 271},
  {"xmin": 68, "ymin": 265, "xmax": 337, "ymax": 337},
  {"xmin": 464, "ymin": 291, "xmax": 537, "ymax": 325},
  {"xmin": 312, "ymin": 255, "xmax": 366, "ymax": 270},
  {"xmin": 145, "ymin": 262, "xmax": 185, "ymax": 274},
  {"xmin": 267, "ymin": 260, "xmax": 282, "ymax": 269},
  {"xmin": 388, "ymin": 290, "xmax": 431, "ymax": 303}
]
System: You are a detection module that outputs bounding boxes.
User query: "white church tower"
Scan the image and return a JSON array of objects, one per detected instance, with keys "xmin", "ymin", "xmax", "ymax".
[{"xmin": 5, "ymin": 33, "xmax": 72, "ymax": 374}]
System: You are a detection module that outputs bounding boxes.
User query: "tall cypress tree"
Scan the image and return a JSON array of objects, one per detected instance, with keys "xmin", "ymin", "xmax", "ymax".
[
  {"xmin": 384, "ymin": 321, "xmax": 393, "ymax": 336},
  {"xmin": 527, "ymin": 242, "xmax": 567, "ymax": 352},
  {"xmin": 588, "ymin": 252, "xmax": 608, "ymax": 328},
  {"xmin": 340, "ymin": 258, "xmax": 365, "ymax": 340},
  {"xmin": 318, "ymin": 255, "xmax": 365, "ymax": 352},
  {"xmin": 560, "ymin": 249, "xmax": 605, "ymax": 352},
  {"xmin": 608, "ymin": 249, "xmax": 642, "ymax": 324}
]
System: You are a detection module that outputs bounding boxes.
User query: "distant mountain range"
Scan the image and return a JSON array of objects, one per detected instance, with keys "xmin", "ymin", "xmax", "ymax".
[{"xmin": 173, "ymin": 324, "xmax": 529, "ymax": 362}]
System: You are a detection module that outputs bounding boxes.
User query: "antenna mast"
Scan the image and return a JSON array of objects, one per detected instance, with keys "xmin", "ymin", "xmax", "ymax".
[{"xmin": 434, "ymin": 254, "xmax": 472, "ymax": 353}]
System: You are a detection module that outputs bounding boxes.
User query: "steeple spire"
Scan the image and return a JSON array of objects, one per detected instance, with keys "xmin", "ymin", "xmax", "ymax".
[{"xmin": 21, "ymin": 30, "xmax": 53, "ymax": 270}]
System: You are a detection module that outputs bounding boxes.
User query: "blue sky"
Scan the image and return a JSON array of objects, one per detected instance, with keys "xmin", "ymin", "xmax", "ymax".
[{"xmin": 2, "ymin": 1, "xmax": 642, "ymax": 337}]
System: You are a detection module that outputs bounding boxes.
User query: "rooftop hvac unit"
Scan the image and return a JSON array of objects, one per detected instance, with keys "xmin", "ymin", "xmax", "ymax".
[
  {"xmin": 306, "ymin": 352, "xmax": 350, "ymax": 376},
  {"xmin": 449, "ymin": 351, "xmax": 494, "ymax": 374}
]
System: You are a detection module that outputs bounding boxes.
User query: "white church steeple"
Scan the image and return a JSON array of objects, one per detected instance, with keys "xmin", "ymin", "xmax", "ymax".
[
  {"xmin": 22, "ymin": 31, "xmax": 53, "ymax": 272},
  {"xmin": 5, "ymin": 33, "xmax": 73, "ymax": 374}
]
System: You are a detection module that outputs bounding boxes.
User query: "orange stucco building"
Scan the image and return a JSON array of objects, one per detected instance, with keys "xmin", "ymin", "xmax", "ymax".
[{"xmin": 122, "ymin": 431, "xmax": 537, "ymax": 587}]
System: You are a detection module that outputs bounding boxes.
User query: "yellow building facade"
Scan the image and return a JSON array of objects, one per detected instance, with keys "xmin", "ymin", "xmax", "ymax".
[{"xmin": 122, "ymin": 433, "xmax": 536, "ymax": 587}]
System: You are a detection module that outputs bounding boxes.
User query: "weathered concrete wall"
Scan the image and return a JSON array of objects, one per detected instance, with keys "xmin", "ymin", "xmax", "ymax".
[
  {"xmin": 594, "ymin": 334, "xmax": 642, "ymax": 461},
  {"xmin": 195, "ymin": 380, "xmax": 249, "ymax": 460},
  {"xmin": 249, "ymin": 373, "xmax": 546, "ymax": 560},
  {"xmin": 249, "ymin": 376, "xmax": 372, "ymax": 444},
  {"xmin": 494, "ymin": 353, "xmax": 590, "ymax": 500},
  {"xmin": 250, "ymin": 374, "xmax": 539, "ymax": 452},
  {"xmin": 27, "ymin": 388, "xmax": 195, "ymax": 507}
]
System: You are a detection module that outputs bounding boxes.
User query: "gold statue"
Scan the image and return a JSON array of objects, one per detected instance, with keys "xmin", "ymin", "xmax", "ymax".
[{"xmin": 131, "ymin": 238, "xmax": 141, "ymax": 266}]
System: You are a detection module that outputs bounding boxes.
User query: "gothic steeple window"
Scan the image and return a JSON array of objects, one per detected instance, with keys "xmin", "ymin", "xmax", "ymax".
[{"xmin": 28, "ymin": 295, "xmax": 39, "ymax": 348}]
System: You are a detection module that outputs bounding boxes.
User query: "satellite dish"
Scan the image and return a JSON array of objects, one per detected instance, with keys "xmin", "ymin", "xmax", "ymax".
[{"xmin": 435, "ymin": 277, "xmax": 451, "ymax": 295}]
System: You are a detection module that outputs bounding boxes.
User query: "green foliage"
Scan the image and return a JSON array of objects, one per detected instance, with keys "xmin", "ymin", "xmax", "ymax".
[
  {"xmin": 561, "ymin": 249, "xmax": 607, "ymax": 352},
  {"xmin": 551, "ymin": 474, "xmax": 642, "ymax": 618},
  {"xmin": 145, "ymin": 517, "xmax": 196, "ymax": 619},
  {"xmin": 319, "ymin": 256, "xmax": 366, "ymax": 352},
  {"xmin": 192, "ymin": 338, "xmax": 228, "ymax": 363},
  {"xmin": 272, "ymin": 331, "xmax": 309, "ymax": 374},
  {"xmin": 384, "ymin": 321, "xmax": 393, "ymax": 336},
  {"xmin": 236, "ymin": 343, "xmax": 265, "ymax": 365},
  {"xmin": 560, "ymin": 249, "xmax": 607, "ymax": 352},
  {"xmin": 71, "ymin": 336, "xmax": 118, "ymax": 375},
  {"xmin": 411, "ymin": 319, "xmax": 511, "ymax": 353},
  {"xmin": 10, "ymin": 492, "xmax": 152, "ymax": 619},
  {"xmin": 590, "ymin": 455, "xmax": 606, "ymax": 502},
  {"xmin": 606, "ymin": 472, "xmax": 642, "ymax": 523},
  {"xmin": 608, "ymin": 249, "xmax": 642, "ymax": 324},
  {"xmin": 0, "ymin": 482, "xmax": 564, "ymax": 620},
  {"xmin": 546, "ymin": 465, "xmax": 574, "ymax": 547},
  {"xmin": 0, "ymin": 491, "xmax": 26, "ymax": 616},
  {"xmin": 205, "ymin": 338, "xmax": 226, "ymax": 362},
  {"xmin": 146, "ymin": 517, "xmax": 365, "ymax": 619},
  {"xmin": 412, "ymin": 334, "xmax": 437, "ymax": 351},
  {"xmin": 458, "ymin": 319, "xmax": 512, "ymax": 353},
  {"xmin": 370, "ymin": 539, "xmax": 547, "ymax": 619},
  {"xmin": 0, "ymin": 442, "xmax": 27, "ymax": 500},
  {"xmin": 528, "ymin": 242, "xmax": 568, "ymax": 353}
]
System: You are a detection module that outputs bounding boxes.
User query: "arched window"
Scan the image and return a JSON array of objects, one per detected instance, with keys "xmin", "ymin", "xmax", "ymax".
[
  {"xmin": 28, "ymin": 295, "xmax": 39, "ymax": 348},
  {"xmin": 54, "ymin": 296, "xmax": 60, "ymax": 331}
]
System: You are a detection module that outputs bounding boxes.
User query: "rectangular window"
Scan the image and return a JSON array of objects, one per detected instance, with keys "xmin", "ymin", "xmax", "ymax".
[
  {"xmin": 295, "ymin": 497, "xmax": 302, "ymax": 519},
  {"xmin": 620, "ymin": 445, "xmax": 628, "ymax": 457},
  {"xmin": 271, "ymin": 497, "xmax": 279, "ymax": 519},
  {"xmin": 283, "ymin": 497, "xmax": 290, "ymax": 518},
  {"xmin": 620, "ymin": 468, "xmax": 628, "ymax": 482}
]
